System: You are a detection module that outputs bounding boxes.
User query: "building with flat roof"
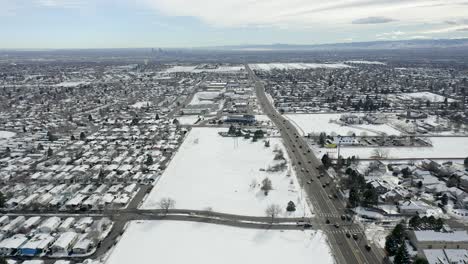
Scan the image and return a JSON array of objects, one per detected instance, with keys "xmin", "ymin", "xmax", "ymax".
[{"xmin": 409, "ymin": 230, "xmax": 468, "ymax": 256}]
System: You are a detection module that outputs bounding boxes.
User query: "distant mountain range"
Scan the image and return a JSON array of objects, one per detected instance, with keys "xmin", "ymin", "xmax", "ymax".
[{"xmin": 207, "ymin": 38, "xmax": 468, "ymax": 51}]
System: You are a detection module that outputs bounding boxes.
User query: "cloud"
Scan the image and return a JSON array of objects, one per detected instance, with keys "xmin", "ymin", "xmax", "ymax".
[
  {"xmin": 139, "ymin": 0, "xmax": 468, "ymax": 29},
  {"xmin": 352, "ymin": 16, "xmax": 396, "ymax": 24}
]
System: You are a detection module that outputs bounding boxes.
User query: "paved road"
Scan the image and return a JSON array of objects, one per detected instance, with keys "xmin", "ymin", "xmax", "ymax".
[{"xmin": 246, "ymin": 64, "xmax": 385, "ymax": 264}]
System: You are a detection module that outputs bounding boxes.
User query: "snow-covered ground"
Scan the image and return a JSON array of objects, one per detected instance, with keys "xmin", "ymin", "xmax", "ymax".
[
  {"xmin": 130, "ymin": 101, "xmax": 152, "ymax": 108},
  {"xmin": 285, "ymin": 114, "xmax": 402, "ymax": 136},
  {"xmin": 249, "ymin": 63, "xmax": 351, "ymax": 71},
  {"xmin": 141, "ymin": 127, "xmax": 310, "ymax": 217},
  {"xmin": 391, "ymin": 92, "xmax": 456, "ymax": 103},
  {"xmin": 363, "ymin": 223, "xmax": 390, "ymax": 248},
  {"xmin": 318, "ymin": 137, "xmax": 468, "ymax": 159},
  {"xmin": 106, "ymin": 221, "xmax": 334, "ymax": 264},
  {"xmin": 53, "ymin": 81, "xmax": 89, "ymax": 87},
  {"xmin": 345, "ymin": 60, "xmax": 386, "ymax": 65},
  {"xmin": 164, "ymin": 65, "xmax": 244, "ymax": 73},
  {"xmin": 176, "ymin": 115, "xmax": 202, "ymax": 125},
  {"xmin": 189, "ymin": 91, "xmax": 221, "ymax": 105}
]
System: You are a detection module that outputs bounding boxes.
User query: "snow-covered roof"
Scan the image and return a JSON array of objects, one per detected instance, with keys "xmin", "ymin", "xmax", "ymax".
[{"xmin": 414, "ymin": 230, "xmax": 468, "ymax": 242}]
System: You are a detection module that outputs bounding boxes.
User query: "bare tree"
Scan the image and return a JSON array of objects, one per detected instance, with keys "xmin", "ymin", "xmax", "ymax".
[
  {"xmin": 158, "ymin": 197, "xmax": 176, "ymax": 214},
  {"xmin": 265, "ymin": 204, "xmax": 282, "ymax": 223},
  {"xmin": 371, "ymin": 148, "xmax": 389, "ymax": 159}
]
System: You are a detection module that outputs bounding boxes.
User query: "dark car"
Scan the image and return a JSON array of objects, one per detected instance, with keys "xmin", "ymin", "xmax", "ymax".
[
  {"xmin": 346, "ymin": 233, "xmax": 351, "ymax": 238},
  {"xmin": 365, "ymin": 244, "xmax": 371, "ymax": 251},
  {"xmin": 334, "ymin": 224, "xmax": 340, "ymax": 228},
  {"xmin": 353, "ymin": 234, "xmax": 359, "ymax": 240},
  {"xmin": 341, "ymin": 215, "xmax": 346, "ymax": 220},
  {"xmin": 325, "ymin": 219, "xmax": 330, "ymax": 224}
]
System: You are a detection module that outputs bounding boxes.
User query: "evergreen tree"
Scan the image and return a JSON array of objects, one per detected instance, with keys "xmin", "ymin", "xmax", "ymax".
[
  {"xmin": 80, "ymin": 132, "xmax": 86, "ymax": 141},
  {"xmin": 70, "ymin": 135, "xmax": 76, "ymax": 141},
  {"xmin": 348, "ymin": 187, "xmax": 360, "ymax": 208},
  {"xmin": 441, "ymin": 193, "xmax": 448, "ymax": 205},
  {"xmin": 145, "ymin": 154, "xmax": 154, "ymax": 166},
  {"xmin": 37, "ymin": 143, "xmax": 44, "ymax": 151},
  {"xmin": 155, "ymin": 113, "xmax": 160, "ymax": 120},
  {"xmin": 464, "ymin": 157, "xmax": 468, "ymax": 168},
  {"xmin": 409, "ymin": 215, "xmax": 421, "ymax": 229},
  {"xmin": 318, "ymin": 132, "xmax": 326, "ymax": 146},
  {"xmin": 384, "ymin": 235, "xmax": 400, "ymax": 256},
  {"xmin": 47, "ymin": 147, "xmax": 53, "ymax": 157},
  {"xmin": 0, "ymin": 192, "xmax": 5, "ymax": 208},
  {"xmin": 88, "ymin": 114, "xmax": 93, "ymax": 122},
  {"xmin": 321, "ymin": 154, "xmax": 331, "ymax": 168},
  {"xmin": 394, "ymin": 243, "xmax": 410, "ymax": 264},
  {"xmin": 286, "ymin": 201, "xmax": 296, "ymax": 212}
]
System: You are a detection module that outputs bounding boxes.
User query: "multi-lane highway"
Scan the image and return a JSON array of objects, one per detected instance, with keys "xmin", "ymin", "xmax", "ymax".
[{"xmin": 246, "ymin": 64, "xmax": 385, "ymax": 264}]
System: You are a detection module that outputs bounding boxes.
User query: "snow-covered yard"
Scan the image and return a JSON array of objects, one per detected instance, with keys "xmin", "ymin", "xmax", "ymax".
[
  {"xmin": 105, "ymin": 221, "xmax": 334, "ymax": 264},
  {"xmin": 249, "ymin": 63, "xmax": 351, "ymax": 71},
  {"xmin": 318, "ymin": 137, "xmax": 468, "ymax": 159},
  {"xmin": 141, "ymin": 127, "xmax": 310, "ymax": 217},
  {"xmin": 285, "ymin": 114, "xmax": 402, "ymax": 136}
]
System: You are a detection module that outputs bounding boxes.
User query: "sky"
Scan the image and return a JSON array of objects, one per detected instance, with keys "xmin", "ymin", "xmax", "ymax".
[{"xmin": 1, "ymin": 0, "xmax": 468, "ymax": 49}]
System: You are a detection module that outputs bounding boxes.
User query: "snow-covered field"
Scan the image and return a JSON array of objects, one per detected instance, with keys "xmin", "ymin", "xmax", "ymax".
[
  {"xmin": 53, "ymin": 81, "xmax": 89, "ymax": 87},
  {"xmin": 345, "ymin": 60, "xmax": 386, "ymax": 65},
  {"xmin": 189, "ymin": 91, "xmax": 221, "ymax": 105},
  {"xmin": 249, "ymin": 63, "xmax": 351, "ymax": 71},
  {"xmin": 176, "ymin": 115, "xmax": 202, "ymax": 125},
  {"xmin": 319, "ymin": 137, "xmax": 468, "ymax": 159},
  {"xmin": 285, "ymin": 114, "xmax": 402, "ymax": 136},
  {"xmin": 141, "ymin": 127, "xmax": 310, "ymax": 217},
  {"xmin": 392, "ymin": 92, "xmax": 456, "ymax": 103},
  {"xmin": 106, "ymin": 221, "xmax": 334, "ymax": 264},
  {"xmin": 164, "ymin": 65, "xmax": 244, "ymax": 73},
  {"xmin": 130, "ymin": 101, "xmax": 151, "ymax": 108}
]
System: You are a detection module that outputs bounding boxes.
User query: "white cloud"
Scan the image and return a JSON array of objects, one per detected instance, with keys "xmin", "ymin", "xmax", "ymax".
[{"xmin": 140, "ymin": 0, "xmax": 468, "ymax": 29}]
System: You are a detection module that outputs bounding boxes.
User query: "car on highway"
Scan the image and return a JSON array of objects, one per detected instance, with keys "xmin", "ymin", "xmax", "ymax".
[
  {"xmin": 334, "ymin": 224, "xmax": 340, "ymax": 228},
  {"xmin": 346, "ymin": 233, "xmax": 351, "ymax": 238},
  {"xmin": 341, "ymin": 215, "xmax": 346, "ymax": 220},
  {"xmin": 307, "ymin": 181, "xmax": 311, "ymax": 184},
  {"xmin": 365, "ymin": 244, "xmax": 371, "ymax": 251},
  {"xmin": 353, "ymin": 234, "xmax": 359, "ymax": 240},
  {"xmin": 325, "ymin": 219, "xmax": 330, "ymax": 224},
  {"xmin": 328, "ymin": 194, "xmax": 333, "ymax": 199}
]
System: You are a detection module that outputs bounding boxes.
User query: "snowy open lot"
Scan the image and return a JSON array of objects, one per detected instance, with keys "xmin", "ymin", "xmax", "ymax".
[
  {"xmin": 285, "ymin": 114, "xmax": 402, "ymax": 136},
  {"xmin": 164, "ymin": 65, "xmax": 244, "ymax": 73},
  {"xmin": 106, "ymin": 221, "xmax": 334, "ymax": 264},
  {"xmin": 318, "ymin": 137, "xmax": 468, "ymax": 159},
  {"xmin": 189, "ymin": 91, "xmax": 221, "ymax": 105},
  {"xmin": 141, "ymin": 127, "xmax": 310, "ymax": 217},
  {"xmin": 249, "ymin": 63, "xmax": 351, "ymax": 71},
  {"xmin": 391, "ymin": 92, "xmax": 456, "ymax": 103},
  {"xmin": 176, "ymin": 115, "xmax": 202, "ymax": 125}
]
